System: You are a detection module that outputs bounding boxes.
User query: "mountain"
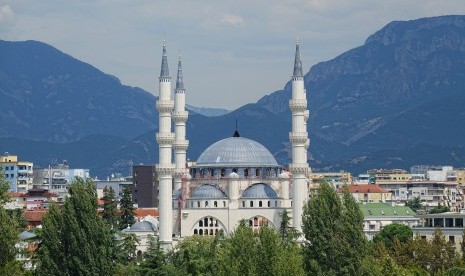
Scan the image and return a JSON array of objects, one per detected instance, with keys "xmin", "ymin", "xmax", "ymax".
[
  {"xmin": 186, "ymin": 105, "xmax": 230, "ymax": 117},
  {"xmin": 258, "ymin": 15, "xmax": 465, "ymax": 171},
  {"xmin": 2, "ymin": 15, "xmax": 465, "ymax": 176}
]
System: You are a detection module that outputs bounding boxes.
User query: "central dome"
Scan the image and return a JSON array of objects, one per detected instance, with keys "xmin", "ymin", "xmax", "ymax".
[{"xmin": 195, "ymin": 137, "xmax": 278, "ymax": 168}]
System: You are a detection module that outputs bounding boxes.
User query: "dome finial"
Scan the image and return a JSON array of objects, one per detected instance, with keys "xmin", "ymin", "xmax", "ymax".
[{"xmin": 233, "ymin": 119, "xmax": 240, "ymax": 137}]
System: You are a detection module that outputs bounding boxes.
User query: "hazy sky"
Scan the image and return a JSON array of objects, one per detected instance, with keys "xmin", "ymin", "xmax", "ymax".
[{"xmin": 1, "ymin": 1, "xmax": 465, "ymax": 109}]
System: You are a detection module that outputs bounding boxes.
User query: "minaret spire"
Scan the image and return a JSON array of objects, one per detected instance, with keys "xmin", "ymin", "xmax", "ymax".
[
  {"xmin": 156, "ymin": 37, "xmax": 175, "ymax": 250},
  {"xmin": 176, "ymin": 53, "xmax": 184, "ymax": 90},
  {"xmin": 289, "ymin": 40, "xmax": 310, "ymax": 234},
  {"xmin": 160, "ymin": 38, "xmax": 170, "ymax": 77},
  {"xmin": 293, "ymin": 38, "xmax": 303, "ymax": 78}
]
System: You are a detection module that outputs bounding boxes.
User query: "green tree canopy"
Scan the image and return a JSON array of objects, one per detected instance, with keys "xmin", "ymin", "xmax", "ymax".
[
  {"xmin": 302, "ymin": 181, "xmax": 367, "ymax": 275},
  {"xmin": 36, "ymin": 177, "xmax": 115, "ymax": 275},
  {"xmin": 373, "ymin": 223, "xmax": 413, "ymax": 249},
  {"xmin": 120, "ymin": 185, "xmax": 136, "ymax": 230},
  {"xmin": 102, "ymin": 186, "xmax": 118, "ymax": 229}
]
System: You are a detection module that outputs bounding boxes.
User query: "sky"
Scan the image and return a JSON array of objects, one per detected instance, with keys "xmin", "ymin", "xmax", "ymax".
[{"xmin": 1, "ymin": 1, "xmax": 465, "ymax": 109}]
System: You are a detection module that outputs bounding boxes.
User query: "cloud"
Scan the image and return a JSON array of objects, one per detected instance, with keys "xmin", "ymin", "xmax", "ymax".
[
  {"xmin": 0, "ymin": 4, "xmax": 14, "ymax": 22},
  {"xmin": 221, "ymin": 14, "xmax": 244, "ymax": 27}
]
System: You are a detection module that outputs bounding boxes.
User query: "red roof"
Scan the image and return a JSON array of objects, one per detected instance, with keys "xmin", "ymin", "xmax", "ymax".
[
  {"xmin": 337, "ymin": 184, "xmax": 389, "ymax": 194},
  {"xmin": 23, "ymin": 210, "xmax": 47, "ymax": 222},
  {"xmin": 134, "ymin": 208, "xmax": 159, "ymax": 218}
]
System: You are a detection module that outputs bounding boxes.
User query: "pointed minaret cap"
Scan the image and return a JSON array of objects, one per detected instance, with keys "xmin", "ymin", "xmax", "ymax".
[
  {"xmin": 160, "ymin": 37, "xmax": 170, "ymax": 77},
  {"xmin": 232, "ymin": 119, "xmax": 240, "ymax": 137},
  {"xmin": 293, "ymin": 38, "xmax": 303, "ymax": 78},
  {"xmin": 175, "ymin": 53, "xmax": 184, "ymax": 90}
]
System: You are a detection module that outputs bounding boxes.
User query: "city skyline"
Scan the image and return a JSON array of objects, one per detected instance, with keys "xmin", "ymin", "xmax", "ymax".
[{"xmin": 1, "ymin": 0, "xmax": 465, "ymax": 109}]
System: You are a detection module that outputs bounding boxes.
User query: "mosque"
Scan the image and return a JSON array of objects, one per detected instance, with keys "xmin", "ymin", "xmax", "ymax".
[{"xmin": 155, "ymin": 39, "xmax": 310, "ymax": 248}]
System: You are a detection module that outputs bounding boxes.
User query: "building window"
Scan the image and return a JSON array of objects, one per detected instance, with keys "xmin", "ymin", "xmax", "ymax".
[
  {"xmin": 249, "ymin": 216, "xmax": 270, "ymax": 233},
  {"xmin": 194, "ymin": 229, "xmax": 198, "ymax": 235},
  {"xmin": 250, "ymin": 201, "xmax": 253, "ymax": 207},
  {"xmin": 223, "ymin": 201, "xmax": 226, "ymax": 207},
  {"xmin": 194, "ymin": 216, "xmax": 222, "ymax": 236},
  {"xmin": 267, "ymin": 201, "xmax": 270, "ymax": 207},
  {"xmin": 242, "ymin": 201, "xmax": 245, "ymax": 207},
  {"xmin": 197, "ymin": 201, "xmax": 200, "ymax": 208},
  {"xmin": 214, "ymin": 201, "xmax": 217, "ymax": 207},
  {"xmin": 259, "ymin": 201, "xmax": 262, "ymax": 207},
  {"xmin": 205, "ymin": 201, "xmax": 208, "ymax": 207}
]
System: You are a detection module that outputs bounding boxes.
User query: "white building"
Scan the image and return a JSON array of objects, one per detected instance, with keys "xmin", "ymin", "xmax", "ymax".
[{"xmin": 1, "ymin": 153, "xmax": 33, "ymax": 192}]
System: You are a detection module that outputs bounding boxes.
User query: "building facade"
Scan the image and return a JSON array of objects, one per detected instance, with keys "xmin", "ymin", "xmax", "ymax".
[
  {"xmin": 1, "ymin": 153, "xmax": 33, "ymax": 192},
  {"xmin": 132, "ymin": 165, "xmax": 159, "ymax": 208}
]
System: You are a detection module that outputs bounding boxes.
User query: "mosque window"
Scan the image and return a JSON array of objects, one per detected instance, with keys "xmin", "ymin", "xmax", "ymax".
[
  {"xmin": 250, "ymin": 201, "xmax": 254, "ymax": 207},
  {"xmin": 197, "ymin": 201, "xmax": 200, "ymax": 208},
  {"xmin": 233, "ymin": 168, "xmax": 238, "ymax": 173},
  {"xmin": 191, "ymin": 201, "xmax": 193, "ymax": 208},
  {"xmin": 223, "ymin": 201, "xmax": 226, "ymax": 207},
  {"xmin": 194, "ymin": 216, "xmax": 223, "ymax": 236},
  {"xmin": 249, "ymin": 216, "xmax": 270, "ymax": 233},
  {"xmin": 242, "ymin": 201, "xmax": 245, "ymax": 208},
  {"xmin": 205, "ymin": 201, "xmax": 209, "ymax": 207},
  {"xmin": 244, "ymin": 169, "xmax": 249, "ymax": 177},
  {"xmin": 256, "ymin": 169, "xmax": 260, "ymax": 177},
  {"xmin": 267, "ymin": 201, "xmax": 270, "ymax": 207},
  {"xmin": 214, "ymin": 201, "xmax": 218, "ymax": 207},
  {"xmin": 259, "ymin": 201, "xmax": 262, "ymax": 207},
  {"xmin": 275, "ymin": 201, "xmax": 277, "ymax": 207},
  {"xmin": 221, "ymin": 169, "xmax": 225, "ymax": 177}
]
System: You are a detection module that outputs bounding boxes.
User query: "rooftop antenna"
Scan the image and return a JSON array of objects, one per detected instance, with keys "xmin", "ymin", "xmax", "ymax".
[{"xmin": 233, "ymin": 118, "xmax": 240, "ymax": 137}]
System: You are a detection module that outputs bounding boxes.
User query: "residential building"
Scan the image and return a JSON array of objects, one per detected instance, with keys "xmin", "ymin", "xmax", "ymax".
[
  {"xmin": 95, "ymin": 174, "xmax": 132, "ymax": 202},
  {"xmin": 337, "ymin": 184, "xmax": 392, "ymax": 203},
  {"xmin": 1, "ymin": 153, "xmax": 33, "ymax": 192},
  {"xmin": 132, "ymin": 165, "xmax": 159, "ymax": 208},
  {"xmin": 360, "ymin": 203, "xmax": 420, "ymax": 240}
]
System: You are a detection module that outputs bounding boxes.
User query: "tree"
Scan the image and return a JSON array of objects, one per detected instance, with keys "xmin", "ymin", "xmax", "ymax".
[
  {"xmin": 373, "ymin": 223, "xmax": 413, "ymax": 249},
  {"xmin": 120, "ymin": 185, "xmax": 135, "ymax": 230},
  {"xmin": 117, "ymin": 233, "xmax": 140, "ymax": 265},
  {"xmin": 36, "ymin": 177, "xmax": 115, "ymax": 275},
  {"xmin": 169, "ymin": 235, "xmax": 219, "ymax": 275},
  {"xmin": 0, "ymin": 169, "xmax": 23, "ymax": 275},
  {"xmin": 279, "ymin": 209, "xmax": 299, "ymax": 245},
  {"xmin": 139, "ymin": 235, "xmax": 172, "ymax": 275},
  {"xmin": 429, "ymin": 227, "xmax": 455, "ymax": 274},
  {"xmin": 302, "ymin": 181, "xmax": 367, "ymax": 275},
  {"xmin": 429, "ymin": 203, "xmax": 449, "ymax": 214},
  {"xmin": 102, "ymin": 186, "xmax": 118, "ymax": 229},
  {"xmin": 405, "ymin": 196, "xmax": 422, "ymax": 212}
]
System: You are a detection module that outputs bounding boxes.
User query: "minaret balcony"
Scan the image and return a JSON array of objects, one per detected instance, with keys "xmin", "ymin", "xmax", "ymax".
[
  {"xmin": 289, "ymin": 99, "xmax": 308, "ymax": 112},
  {"xmin": 304, "ymin": 110, "xmax": 310, "ymax": 121},
  {"xmin": 173, "ymin": 140, "xmax": 189, "ymax": 151},
  {"xmin": 155, "ymin": 164, "xmax": 176, "ymax": 175},
  {"xmin": 156, "ymin": 100, "xmax": 175, "ymax": 113},
  {"xmin": 289, "ymin": 132, "xmax": 308, "ymax": 144},
  {"xmin": 289, "ymin": 163, "xmax": 309, "ymax": 175},
  {"xmin": 156, "ymin": 133, "xmax": 175, "ymax": 144},
  {"xmin": 173, "ymin": 111, "xmax": 189, "ymax": 122}
]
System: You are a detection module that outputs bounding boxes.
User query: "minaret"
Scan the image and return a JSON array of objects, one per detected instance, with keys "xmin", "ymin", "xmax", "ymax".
[
  {"xmin": 156, "ymin": 38, "xmax": 175, "ymax": 248},
  {"xmin": 289, "ymin": 40, "xmax": 309, "ymax": 233},
  {"xmin": 173, "ymin": 54, "xmax": 189, "ymax": 192}
]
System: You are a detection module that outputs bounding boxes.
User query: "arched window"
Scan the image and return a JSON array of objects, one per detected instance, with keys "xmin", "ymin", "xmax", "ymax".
[
  {"xmin": 223, "ymin": 201, "xmax": 226, "ymax": 207},
  {"xmin": 199, "ymin": 220, "xmax": 203, "ymax": 227},
  {"xmin": 267, "ymin": 201, "xmax": 270, "ymax": 207},
  {"xmin": 209, "ymin": 229, "xmax": 213, "ymax": 235},
  {"xmin": 199, "ymin": 229, "xmax": 203, "ymax": 235},
  {"xmin": 275, "ymin": 201, "xmax": 277, "ymax": 207},
  {"xmin": 194, "ymin": 229, "xmax": 198, "ymax": 235},
  {"xmin": 214, "ymin": 201, "xmax": 218, "ymax": 207},
  {"xmin": 210, "ymin": 217, "xmax": 214, "ymax": 227},
  {"xmin": 205, "ymin": 201, "xmax": 209, "ymax": 207},
  {"xmin": 204, "ymin": 218, "xmax": 208, "ymax": 226},
  {"xmin": 191, "ymin": 201, "xmax": 193, "ymax": 208},
  {"xmin": 194, "ymin": 216, "xmax": 223, "ymax": 237},
  {"xmin": 221, "ymin": 169, "xmax": 225, "ymax": 177},
  {"xmin": 242, "ymin": 201, "xmax": 245, "ymax": 207},
  {"xmin": 259, "ymin": 201, "xmax": 262, "ymax": 207},
  {"xmin": 197, "ymin": 201, "xmax": 200, "ymax": 208},
  {"xmin": 250, "ymin": 201, "xmax": 253, "ymax": 207},
  {"xmin": 244, "ymin": 169, "xmax": 249, "ymax": 177}
]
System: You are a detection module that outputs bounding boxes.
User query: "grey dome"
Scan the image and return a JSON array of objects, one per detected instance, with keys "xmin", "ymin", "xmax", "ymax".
[
  {"xmin": 191, "ymin": 184, "xmax": 227, "ymax": 199},
  {"xmin": 19, "ymin": 230, "xmax": 36, "ymax": 240},
  {"xmin": 242, "ymin": 183, "xmax": 279, "ymax": 199},
  {"xmin": 195, "ymin": 137, "xmax": 278, "ymax": 168},
  {"xmin": 124, "ymin": 221, "xmax": 157, "ymax": 232}
]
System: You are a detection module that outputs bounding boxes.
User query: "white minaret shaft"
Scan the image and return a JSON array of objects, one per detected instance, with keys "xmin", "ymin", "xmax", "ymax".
[
  {"xmin": 156, "ymin": 39, "xmax": 175, "ymax": 248},
  {"xmin": 289, "ymin": 41, "xmax": 309, "ymax": 233},
  {"xmin": 173, "ymin": 55, "xmax": 189, "ymax": 192}
]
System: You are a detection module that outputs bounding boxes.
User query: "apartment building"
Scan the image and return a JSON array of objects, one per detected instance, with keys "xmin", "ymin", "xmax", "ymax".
[{"xmin": 1, "ymin": 153, "xmax": 33, "ymax": 192}]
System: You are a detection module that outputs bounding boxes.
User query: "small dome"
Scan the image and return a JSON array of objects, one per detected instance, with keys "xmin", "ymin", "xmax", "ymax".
[
  {"xmin": 191, "ymin": 184, "xmax": 227, "ymax": 199},
  {"xmin": 195, "ymin": 137, "xmax": 278, "ymax": 168},
  {"xmin": 278, "ymin": 172, "xmax": 289, "ymax": 179},
  {"xmin": 124, "ymin": 221, "xmax": 157, "ymax": 232},
  {"xmin": 19, "ymin": 230, "xmax": 37, "ymax": 240},
  {"xmin": 242, "ymin": 183, "xmax": 279, "ymax": 199},
  {"xmin": 228, "ymin": 172, "xmax": 239, "ymax": 178}
]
